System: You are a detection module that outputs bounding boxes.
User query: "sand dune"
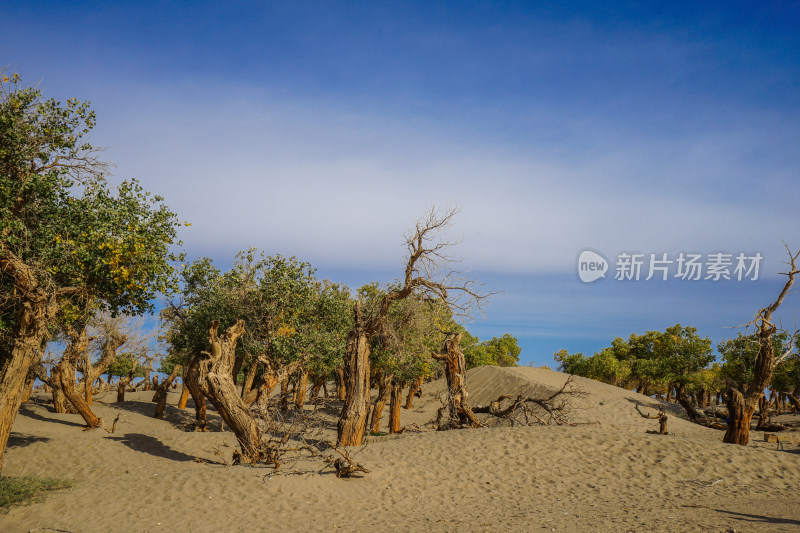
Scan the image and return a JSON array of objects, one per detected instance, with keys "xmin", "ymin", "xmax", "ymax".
[{"xmin": 2, "ymin": 366, "xmax": 799, "ymax": 532}]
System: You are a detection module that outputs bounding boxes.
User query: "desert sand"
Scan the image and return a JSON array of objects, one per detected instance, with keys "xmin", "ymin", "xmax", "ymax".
[{"xmin": 2, "ymin": 366, "xmax": 800, "ymax": 533}]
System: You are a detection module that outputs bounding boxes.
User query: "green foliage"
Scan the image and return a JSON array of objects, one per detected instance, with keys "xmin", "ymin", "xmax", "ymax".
[
  {"xmin": 719, "ymin": 331, "xmax": 790, "ymax": 390},
  {"xmin": 0, "ymin": 475, "xmax": 72, "ymax": 510},
  {"xmin": 362, "ymin": 283, "xmax": 445, "ymax": 382},
  {"xmin": 555, "ymin": 325, "xmax": 715, "ymax": 394},
  {"xmin": 553, "ymin": 349, "xmax": 589, "ymax": 376},
  {"xmin": 464, "ymin": 333, "xmax": 521, "ymax": 369},
  {"xmin": 162, "ymin": 250, "xmax": 353, "ymax": 379},
  {"xmin": 1, "ymin": 74, "xmax": 182, "ymax": 351}
]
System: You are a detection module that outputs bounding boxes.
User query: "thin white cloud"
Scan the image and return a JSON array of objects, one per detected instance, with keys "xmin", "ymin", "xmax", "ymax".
[{"xmin": 89, "ymin": 81, "xmax": 799, "ymax": 276}]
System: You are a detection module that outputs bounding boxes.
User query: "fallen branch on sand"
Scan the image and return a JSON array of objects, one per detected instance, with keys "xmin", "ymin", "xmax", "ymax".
[
  {"xmin": 635, "ymin": 404, "xmax": 668, "ymax": 435},
  {"xmin": 323, "ymin": 444, "xmax": 370, "ymax": 478},
  {"xmin": 472, "ymin": 376, "xmax": 586, "ymax": 426}
]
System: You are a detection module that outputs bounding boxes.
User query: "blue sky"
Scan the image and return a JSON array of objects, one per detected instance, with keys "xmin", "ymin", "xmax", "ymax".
[{"xmin": 4, "ymin": 1, "xmax": 800, "ymax": 365}]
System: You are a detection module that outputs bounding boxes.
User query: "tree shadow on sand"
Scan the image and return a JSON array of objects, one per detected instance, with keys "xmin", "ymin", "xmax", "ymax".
[
  {"xmin": 714, "ymin": 509, "xmax": 800, "ymax": 527},
  {"xmin": 105, "ymin": 433, "xmax": 198, "ymax": 462},
  {"xmin": 18, "ymin": 404, "xmax": 87, "ymax": 428},
  {"xmin": 108, "ymin": 399, "xmax": 223, "ymax": 431},
  {"xmin": 7, "ymin": 432, "xmax": 51, "ymax": 448}
]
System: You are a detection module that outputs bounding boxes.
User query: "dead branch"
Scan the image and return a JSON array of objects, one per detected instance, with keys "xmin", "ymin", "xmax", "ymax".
[
  {"xmin": 635, "ymin": 404, "xmax": 669, "ymax": 435},
  {"xmin": 323, "ymin": 443, "xmax": 370, "ymax": 478},
  {"xmin": 473, "ymin": 376, "xmax": 586, "ymax": 426}
]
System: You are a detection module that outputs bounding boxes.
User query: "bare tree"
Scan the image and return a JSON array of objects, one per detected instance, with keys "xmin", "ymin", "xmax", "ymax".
[
  {"xmin": 724, "ymin": 246, "xmax": 799, "ymax": 445},
  {"xmin": 337, "ymin": 207, "xmax": 489, "ymax": 446},
  {"xmin": 82, "ymin": 312, "xmax": 128, "ymax": 405}
]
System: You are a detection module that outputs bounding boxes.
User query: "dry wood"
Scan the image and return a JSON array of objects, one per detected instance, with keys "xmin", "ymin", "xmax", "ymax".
[
  {"xmin": 474, "ymin": 376, "xmax": 585, "ymax": 427},
  {"xmin": 635, "ymin": 404, "xmax": 668, "ymax": 434},
  {"xmin": 432, "ymin": 333, "xmax": 482, "ymax": 429},
  {"xmin": 324, "ymin": 444, "xmax": 370, "ymax": 478},
  {"xmin": 724, "ymin": 245, "xmax": 799, "ymax": 445},
  {"xmin": 196, "ymin": 320, "xmax": 263, "ymax": 463}
]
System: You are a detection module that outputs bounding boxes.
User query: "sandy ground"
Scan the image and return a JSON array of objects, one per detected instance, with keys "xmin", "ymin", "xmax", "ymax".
[{"xmin": 2, "ymin": 366, "xmax": 800, "ymax": 533}]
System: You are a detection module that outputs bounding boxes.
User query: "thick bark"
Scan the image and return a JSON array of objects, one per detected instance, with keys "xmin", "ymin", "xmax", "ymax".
[
  {"xmin": 432, "ymin": 333, "xmax": 482, "ymax": 429},
  {"xmin": 389, "ymin": 381, "xmax": 404, "ymax": 434},
  {"xmin": 0, "ymin": 259, "xmax": 58, "ymax": 474},
  {"xmin": 185, "ymin": 355, "xmax": 207, "ymax": 431},
  {"xmin": 405, "ymin": 377, "xmax": 422, "ymax": 409},
  {"xmin": 153, "ymin": 364, "xmax": 181, "ymax": 419},
  {"xmin": 724, "ymin": 388, "xmax": 757, "ymax": 445},
  {"xmin": 293, "ymin": 368, "xmax": 309, "ymax": 409},
  {"xmin": 177, "ymin": 383, "xmax": 190, "ymax": 409},
  {"xmin": 32, "ymin": 363, "xmax": 65, "ymax": 412},
  {"xmin": 724, "ymin": 250, "xmax": 798, "ymax": 445},
  {"xmin": 196, "ymin": 320, "xmax": 262, "ymax": 463},
  {"xmin": 58, "ymin": 356, "xmax": 102, "ymax": 428},
  {"xmin": 369, "ymin": 373, "xmax": 392, "ymax": 433},
  {"xmin": 337, "ymin": 302, "xmax": 371, "ymax": 446}
]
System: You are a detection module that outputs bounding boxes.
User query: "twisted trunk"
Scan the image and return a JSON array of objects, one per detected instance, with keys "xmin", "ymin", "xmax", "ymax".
[
  {"xmin": 724, "ymin": 252, "xmax": 797, "ymax": 445},
  {"xmin": 310, "ymin": 373, "xmax": 327, "ymax": 399},
  {"xmin": 337, "ymin": 302, "xmax": 371, "ymax": 446},
  {"xmin": 196, "ymin": 320, "xmax": 261, "ymax": 463},
  {"xmin": 0, "ymin": 249, "xmax": 60, "ymax": 474},
  {"xmin": 432, "ymin": 333, "xmax": 481, "ymax": 429}
]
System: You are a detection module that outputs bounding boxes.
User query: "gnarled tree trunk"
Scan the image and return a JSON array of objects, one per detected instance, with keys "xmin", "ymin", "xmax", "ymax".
[
  {"xmin": 337, "ymin": 302, "xmax": 371, "ymax": 446},
  {"xmin": 310, "ymin": 372, "xmax": 327, "ymax": 400},
  {"xmin": 724, "ymin": 249, "xmax": 798, "ymax": 445},
  {"xmin": 196, "ymin": 320, "xmax": 261, "ymax": 463},
  {"xmin": 433, "ymin": 333, "xmax": 482, "ymax": 429},
  {"xmin": 84, "ymin": 330, "xmax": 126, "ymax": 407},
  {"xmin": 0, "ymin": 260, "xmax": 58, "ymax": 474},
  {"xmin": 185, "ymin": 355, "xmax": 207, "ymax": 431},
  {"xmin": 57, "ymin": 331, "xmax": 103, "ymax": 429}
]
